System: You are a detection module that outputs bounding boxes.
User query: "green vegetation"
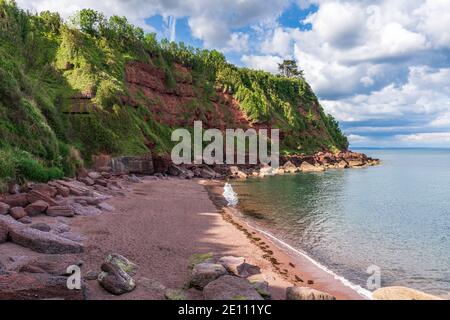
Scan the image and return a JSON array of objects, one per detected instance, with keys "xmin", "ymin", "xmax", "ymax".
[{"xmin": 0, "ymin": 0, "xmax": 348, "ymax": 185}]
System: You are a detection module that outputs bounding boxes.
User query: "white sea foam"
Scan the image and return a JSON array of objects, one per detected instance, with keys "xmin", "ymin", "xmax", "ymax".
[
  {"xmin": 223, "ymin": 183, "xmax": 239, "ymax": 206},
  {"xmin": 225, "ymin": 184, "xmax": 373, "ymax": 300}
]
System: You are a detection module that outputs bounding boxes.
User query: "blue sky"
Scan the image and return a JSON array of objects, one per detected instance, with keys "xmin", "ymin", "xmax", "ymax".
[{"xmin": 18, "ymin": 0, "xmax": 450, "ymax": 148}]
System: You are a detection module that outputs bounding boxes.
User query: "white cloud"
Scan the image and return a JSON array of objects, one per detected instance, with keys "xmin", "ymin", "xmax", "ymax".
[
  {"xmin": 396, "ymin": 132, "xmax": 450, "ymax": 144},
  {"xmin": 241, "ymin": 55, "xmax": 284, "ymax": 74}
]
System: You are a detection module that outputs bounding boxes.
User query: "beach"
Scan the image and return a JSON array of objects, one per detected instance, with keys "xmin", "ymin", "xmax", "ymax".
[{"xmin": 70, "ymin": 178, "xmax": 366, "ymax": 300}]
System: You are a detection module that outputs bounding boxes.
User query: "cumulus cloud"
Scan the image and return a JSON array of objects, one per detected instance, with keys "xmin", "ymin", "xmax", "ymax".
[{"xmin": 241, "ymin": 55, "xmax": 284, "ymax": 74}]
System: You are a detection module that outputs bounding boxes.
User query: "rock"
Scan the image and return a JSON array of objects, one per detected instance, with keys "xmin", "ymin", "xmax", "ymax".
[
  {"xmin": 101, "ymin": 172, "xmax": 112, "ymax": 179},
  {"xmin": 203, "ymin": 275, "xmax": 263, "ymax": 300},
  {"xmin": 8, "ymin": 183, "xmax": 20, "ymax": 195},
  {"xmin": 71, "ymin": 203, "xmax": 102, "ymax": 216},
  {"xmin": 190, "ymin": 263, "xmax": 227, "ymax": 289},
  {"xmin": 165, "ymin": 289, "xmax": 187, "ymax": 300},
  {"xmin": 87, "ymin": 171, "xmax": 102, "ymax": 180},
  {"xmin": 2, "ymin": 193, "xmax": 29, "ymax": 207},
  {"xmin": 259, "ymin": 166, "xmax": 276, "ymax": 177},
  {"xmin": 105, "ymin": 254, "xmax": 138, "ymax": 277},
  {"xmin": 126, "ymin": 174, "xmax": 141, "ymax": 183},
  {"xmin": 85, "ymin": 270, "xmax": 99, "ymax": 281},
  {"xmin": 286, "ymin": 286, "xmax": 336, "ymax": 300},
  {"xmin": 47, "ymin": 206, "xmax": 75, "ymax": 218},
  {"xmin": 299, "ymin": 162, "xmax": 326, "ymax": 172},
  {"xmin": 98, "ymin": 262, "xmax": 136, "ymax": 295},
  {"xmin": 51, "ymin": 222, "xmax": 70, "ymax": 234},
  {"xmin": 60, "ymin": 232, "xmax": 87, "ymax": 243},
  {"xmin": 218, "ymin": 256, "xmax": 260, "ymax": 278},
  {"xmin": 282, "ymin": 161, "xmax": 299, "ymax": 174},
  {"xmin": 198, "ymin": 166, "xmax": 218, "ymax": 179},
  {"xmin": 372, "ymin": 286, "xmax": 443, "ymax": 300},
  {"xmin": 49, "ymin": 182, "xmax": 71, "ymax": 197},
  {"xmin": 72, "ymin": 196, "xmax": 112, "ymax": 206},
  {"xmin": 24, "ymin": 200, "xmax": 49, "ymax": 216},
  {"xmin": 18, "ymin": 216, "xmax": 32, "ymax": 224},
  {"xmin": 31, "ymin": 223, "xmax": 51, "ymax": 232},
  {"xmin": 0, "ymin": 202, "xmax": 10, "ymax": 215},
  {"xmin": 229, "ymin": 166, "xmax": 248, "ymax": 179},
  {"xmin": 97, "ymin": 202, "xmax": 115, "ymax": 212},
  {"xmin": 16, "ymin": 255, "xmax": 83, "ymax": 276},
  {"xmin": 27, "ymin": 190, "xmax": 58, "ymax": 206},
  {"xmin": 169, "ymin": 164, "xmax": 194, "ymax": 179},
  {"xmin": 248, "ymin": 276, "xmax": 271, "ymax": 299},
  {"xmin": 31, "ymin": 183, "xmax": 58, "ymax": 198},
  {"xmin": 9, "ymin": 225, "xmax": 84, "ymax": 254},
  {"xmin": 0, "ymin": 272, "xmax": 85, "ymax": 300},
  {"xmin": 78, "ymin": 177, "xmax": 95, "ymax": 186},
  {"xmin": 347, "ymin": 159, "xmax": 365, "ymax": 167},
  {"xmin": 0, "ymin": 219, "xmax": 8, "ymax": 243},
  {"xmin": 336, "ymin": 160, "xmax": 348, "ymax": 169},
  {"xmin": 94, "ymin": 179, "xmax": 108, "ymax": 187},
  {"xmin": 10, "ymin": 207, "xmax": 27, "ymax": 220}
]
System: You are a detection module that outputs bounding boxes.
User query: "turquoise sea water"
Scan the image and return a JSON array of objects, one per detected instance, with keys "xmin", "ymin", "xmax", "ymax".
[{"xmin": 231, "ymin": 149, "xmax": 450, "ymax": 296}]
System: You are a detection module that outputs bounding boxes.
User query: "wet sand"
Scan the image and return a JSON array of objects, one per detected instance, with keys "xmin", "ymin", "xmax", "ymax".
[{"xmin": 71, "ymin": 178, "xmax": 365, "ymax": 300}]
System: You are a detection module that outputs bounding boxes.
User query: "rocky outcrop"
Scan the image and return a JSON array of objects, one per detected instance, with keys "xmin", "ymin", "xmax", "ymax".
[
  {"xmin": 286, "ymin": 286, "xmax": 336, "ymax": 300},
  {"xmin": 372, "ymin": 286, "xmax": 443, "ymax": 300},
  {"xmin": 203, "ymin": 275, "xmax": 263, "ymax": 300}
]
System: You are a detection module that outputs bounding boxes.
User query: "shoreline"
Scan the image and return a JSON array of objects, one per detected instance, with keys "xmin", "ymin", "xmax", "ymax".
[{"xmin": 202, "ymin": 180, "xmax": 369, "ymax": 300}]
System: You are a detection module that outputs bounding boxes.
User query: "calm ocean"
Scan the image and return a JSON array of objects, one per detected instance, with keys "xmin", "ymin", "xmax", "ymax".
[{"xmin": 231, "ymin": 149, "xmax": 450, "ymax": 296}]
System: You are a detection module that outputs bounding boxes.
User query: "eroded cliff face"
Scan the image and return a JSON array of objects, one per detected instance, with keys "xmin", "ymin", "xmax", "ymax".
[{"xmin": 124, "ymin": 61, "xmax": 252, "ymax": 131}]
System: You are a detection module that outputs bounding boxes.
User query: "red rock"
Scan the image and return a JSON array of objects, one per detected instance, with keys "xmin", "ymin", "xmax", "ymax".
[
  {"xmin": 24, "ymin": 201, "xmax": 49, "ymax": 216},
  {"xmin": 0, "ymin": 202, "xmax": 10, "ymax": 215},
  {"xmin": 26, "ymin": 190, "xmax": 58, "ymax": 206},
  {"xmin": 31, "ymin": 183, "xmax": 58, "ymax": 198},
  {"xmin": 0, "ymin": 272, "xmax": 85, "ymax": 300},
  {"xmin": 0, "ymin": 221, "xmax": 7, "ymax": 243},
  {"xmin": 8, "ymin": 225, "xmax": 84, "ymax": 254},
  {"xmin": 94, "ymin": 179, "xmax": 108, "ymax": 187},
  {"xmin": 78, "ymin": 177, "xmax": 95, "ymax": 186},
  {"xmin": 46, "ymin": 206, "xmax": 75, "ymax": 218},
  {"xmin": 2, "ymin": 193, "xmax": 29, "ymax": 208},
  {"xmin": 10, "ymin": 207, "xmax": 27, "ymax": 220}
]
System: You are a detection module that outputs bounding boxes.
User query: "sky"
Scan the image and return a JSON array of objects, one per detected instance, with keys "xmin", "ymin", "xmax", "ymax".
[{"xmin": 16, "ymin": 0, "xmax": 450, "ymax": 148}]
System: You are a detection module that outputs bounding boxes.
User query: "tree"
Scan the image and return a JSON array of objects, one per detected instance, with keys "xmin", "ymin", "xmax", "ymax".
[
  {"xmin": 71, "ymin": 9, "xmax": 105, "ymax": 36},
  {"xmin": 278, "ymin": 59, "xmax": 304, "ymax": 79}
]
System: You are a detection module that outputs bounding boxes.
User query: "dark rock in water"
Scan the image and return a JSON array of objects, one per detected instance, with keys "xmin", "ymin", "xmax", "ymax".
[
  {"xmin": 2, "ymin": 193, "xmax": 29, "ymax": 208},
  {"xmin": 8, "ymin": 225, "xmax": 84, "ymax": 254},
  {"xmin": 0, "ymin": 272, "xmax": 86, "ymax": 300},
  {"xmin": 31, "ymin": 223, "xmax": 51, "ymax": 232},
  {"xmin": 0, "ymin": 202, "xmax": 10, "ymax": 215},
  {"xmin": 286, "ymin": 286, "xmax": 336, "ymax": 300},
  {"xmin": 9, "ymin": 207, "xmax": 27, "ymax": 220},
  {"xmin": 24, "ymin": 200, "xmax": 49, "ymax": 216},
  {"xmin": 98, "ymin": 262, "xmax": 136, "ymax": 295},
  {"xmin": 190, "ymin": 263, "xmax": 227, "ymax": 289},
  {"xmin": 203, "ymin": 275, "xmax": 263, "ymax": 300}
]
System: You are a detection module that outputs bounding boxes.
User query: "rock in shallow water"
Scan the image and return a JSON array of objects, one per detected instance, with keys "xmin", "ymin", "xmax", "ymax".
[{"xmin": 203, "ymin": 275, "xmax": 263, "ymax": 300}]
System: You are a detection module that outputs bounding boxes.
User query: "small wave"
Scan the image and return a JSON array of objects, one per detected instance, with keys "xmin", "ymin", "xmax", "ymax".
[{"xmin": 223, "ymin": 183, "xmax": 239, "ymax": 206}]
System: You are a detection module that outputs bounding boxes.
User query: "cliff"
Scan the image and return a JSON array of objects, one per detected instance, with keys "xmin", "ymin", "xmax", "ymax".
[{"xmin": 0, "ymin": 2, "xmax": 348, "ymax": 188}]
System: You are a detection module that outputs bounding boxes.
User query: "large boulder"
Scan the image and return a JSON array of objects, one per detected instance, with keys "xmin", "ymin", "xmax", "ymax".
[
  {"xmin": 300, "ymin": 162, "xmax": 326, "ymax": 173},
  {"xmin": 105, "ymin": 254, "xmax": 138, "ymax": 277},
  {"xmin": 9, "ymin": 207, "xmax": 27, "ymax": 220},
  {"xmin": 2, "ymin": 193, "xmax": 29, "ymax": 208},
  {"xmin": 24, "ymin": 201, "xmax": 49, "ymax": 216},
  {"xmin": 31, "ymin": 184, "xmax": 58, "ymax": 198},
  {"xmin": 8, "ymin": 225, "xmax": 84, "ymax": 254},
  {"xmin": 47, "ymin": 206, "xmax": 75, "ymax": 218},
  {"xmin": 0, "ymin": 202, "xmax": 10, "ymax": 215},
  {"xmin": 286, "ymin": 286, "xmax": 336, "ymax": 300},
  {"xmin": 16, "ymin": 255, "xmax": 83, "ymax": 276},
  {"xmin": 169, "ymin": 164, "xmax": 194, "ymax": 179},
  {"xmin": 190, "ymin": 263, "xmax": 227, "ymax": 289},
  {"xmin": 0, "ymin": 272, "xmax": 85, "ymax": 300},
  {"xmin": 27, "ymin": 190, "xmax": 58, "ymax": 206},
  {"xmin": 203, "ymin": 275, "xmax": 263, "ymax": 300},
  {"xmin": 372, "ymin": 286, "xmax": 443, "ymax": 300},
  {"xmin": 98, "ymin": 262, "xmax": 136, "ymax": 295}
]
